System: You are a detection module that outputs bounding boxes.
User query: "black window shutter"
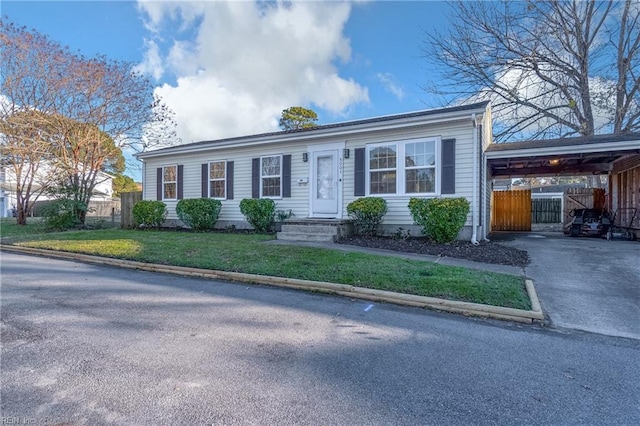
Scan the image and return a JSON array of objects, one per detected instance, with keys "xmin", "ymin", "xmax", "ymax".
[
  {"xmin": 177, "ymin": 165, "xmax": 184, "ymax": 200},
  {"xmin": 251, "ymin": 158, "xmax": 260, "ymax": 198},
  {"xmin": 354, "ymin": 148, "xmax": 365, "ymax": 196},
  {"xmin": 282, "ymin": 155, "xmax": 291, "ymax": 198},
  {"xmin": 201, "ymin": 163, "xmax": 208, "ymax": 198},
  {"xmin": 441, "ymin": 139, "xmax": 456, "ymax": 194},
  {"xmin": 226, "ymin": 161, "xmax": 234, "ymax": 200},
  {"xmin": 156, "ymin": 168, "xmax": 162, "ymax": 200}
]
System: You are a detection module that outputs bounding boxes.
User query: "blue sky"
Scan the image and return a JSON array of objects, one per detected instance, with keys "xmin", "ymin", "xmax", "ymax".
[{"xmin": 2, "ymin": 0, "xmax": 452, "ymax": 174}]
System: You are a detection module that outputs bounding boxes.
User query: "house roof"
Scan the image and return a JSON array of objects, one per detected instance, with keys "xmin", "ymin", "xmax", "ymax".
[{"xmin": 137, "ymin": 101, "xmax": 489, "ymax": 159}]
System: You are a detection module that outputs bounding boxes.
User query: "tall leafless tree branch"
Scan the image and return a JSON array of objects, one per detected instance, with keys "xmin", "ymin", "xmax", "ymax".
[{"xmin": 422, "ymin": 0, "xmax": 640, "ymax": 142}]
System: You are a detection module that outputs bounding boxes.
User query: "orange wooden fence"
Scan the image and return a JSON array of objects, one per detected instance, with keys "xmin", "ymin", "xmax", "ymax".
[{"xmin": 491, "ymin": 190, "xmax": 532, "ymax": 231}]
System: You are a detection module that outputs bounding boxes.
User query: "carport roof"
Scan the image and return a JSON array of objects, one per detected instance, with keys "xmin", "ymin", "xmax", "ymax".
[{"xmin": 485, "ymin": 133, "xmax": 640, "ymax": 178}]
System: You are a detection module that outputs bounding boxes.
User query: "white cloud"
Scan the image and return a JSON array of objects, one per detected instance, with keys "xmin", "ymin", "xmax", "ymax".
[
  {"xmin": 376, "ymin": 72, "xmax": 405, "ymax": 100},
  {"xmin": 133, "ymin": 39, "xmax": 164, "ymax": 81},
  {"xmin": 136, "ymin": 0, "xmax": 369, "ymax": 143}
]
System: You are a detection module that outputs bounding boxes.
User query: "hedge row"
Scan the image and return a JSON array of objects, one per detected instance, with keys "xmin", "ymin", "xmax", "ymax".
[{"xmin": 134, "ymin": 196, "xmax": 470, "ymax": 242}]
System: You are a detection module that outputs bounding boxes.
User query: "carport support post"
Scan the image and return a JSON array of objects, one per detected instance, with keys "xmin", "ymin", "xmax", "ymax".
[
  {"xmin": 471, "ymin": 114, "xmax": 479, "ymax": 244},
  {"xmin": 483, "ymin": 154, "xmax": 489, "ymax": 240}
]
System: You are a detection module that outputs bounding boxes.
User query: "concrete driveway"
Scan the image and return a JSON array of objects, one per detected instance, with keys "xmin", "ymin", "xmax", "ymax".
[{"xmin": 494, "ymin": 232, "xmax": 640, "ymax": 339}]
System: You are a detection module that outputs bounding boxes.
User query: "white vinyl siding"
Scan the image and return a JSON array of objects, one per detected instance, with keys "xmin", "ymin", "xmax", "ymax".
[
  {"xmin": 142, "ymin": 144, "xmax": 310, "ymax": 222},
  {"xmin": 342, "ymin": 121, "xmax": 477, "ymax": 228},
  {"xmin": 140, "ymin": 111, "xmax": 484, "ymax": 233}
]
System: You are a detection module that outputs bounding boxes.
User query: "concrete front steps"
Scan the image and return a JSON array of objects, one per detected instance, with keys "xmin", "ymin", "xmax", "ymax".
[{"xmin": 276, "ymin": 219, "xmax": 353, "ymax": 243}]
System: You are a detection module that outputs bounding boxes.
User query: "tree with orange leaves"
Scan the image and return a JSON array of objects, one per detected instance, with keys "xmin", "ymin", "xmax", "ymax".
[{"xmin": 0, "ymin": 20, "xmax": 178, "ymax": 225}]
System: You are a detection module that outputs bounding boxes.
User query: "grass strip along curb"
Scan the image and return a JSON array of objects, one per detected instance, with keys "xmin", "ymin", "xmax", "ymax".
[{"xmin": 1, "ymin": 244, "xmax": 544, "ymax": 324}]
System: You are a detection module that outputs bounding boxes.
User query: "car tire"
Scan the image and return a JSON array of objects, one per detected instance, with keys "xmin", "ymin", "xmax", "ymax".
[{"xmin": 569, "ymin": 226, "xmax": 580, "ymax": 237}]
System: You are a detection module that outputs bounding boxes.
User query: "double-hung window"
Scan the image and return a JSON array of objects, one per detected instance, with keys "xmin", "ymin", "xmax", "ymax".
[
  {"xmin": 369, "ymin": 145, "xmax": 397, "ymax": 194},
  {"xmin": 367, "ymin": 138, "xmax": 438, "ymax": 195},
  {"xmin": 209, "ymin": 161, "xmax": 226, "ymax": 199},
  {"xmin": 261, "ymin": 155, "xmax": 282, "ymax": 198},
  {"xmin": 405, "ymin": 140, "xmax": 436, "ymax": 194},
  {"xmin": 163, "ymin": 165, "xmax": 177, "ymax": 200}
]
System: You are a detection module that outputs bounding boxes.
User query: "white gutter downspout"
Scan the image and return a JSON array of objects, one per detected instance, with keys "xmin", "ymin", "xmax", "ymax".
[
  {"xmin": 471, "ymin": 114, "xmax": 479, "ymax": 245},
  {"xmin": 142, "ymin": 160, "xmax": 146, "ymax": 199}
]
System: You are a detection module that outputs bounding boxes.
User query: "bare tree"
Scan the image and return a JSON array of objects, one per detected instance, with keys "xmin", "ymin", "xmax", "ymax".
[
  {"xmin": 0, "ymin": 111, "xmax": 59, "ymax": 224},
  {"xmin": 1, "ymin": 20, "xmax": 178, "ymax": 225},
  {"xmin": 422, "ymin": 0, "xmax": 640, "ymax": 142}
]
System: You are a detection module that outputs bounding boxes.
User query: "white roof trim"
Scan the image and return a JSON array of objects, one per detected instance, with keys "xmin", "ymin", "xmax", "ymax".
[
  {"xmin": 484, "ymin": 139, "xmax": 640, "ymax": 159},
  {"xmin": 137, "ymin": 105, "xmax": 487, "ymax": 160}
]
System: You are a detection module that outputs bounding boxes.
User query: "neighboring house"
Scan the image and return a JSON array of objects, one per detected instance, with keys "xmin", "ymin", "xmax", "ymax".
[
  {"xmin": 492, "ymin": 178, "xmax": 513, "ymax": 191},
  {"xmin": 136, "ymin": 102, "xmax": 492, "ymax": 241},
  {"xmin": 0, "ymin": 163, "xmax": 115, "ymax": 218}
]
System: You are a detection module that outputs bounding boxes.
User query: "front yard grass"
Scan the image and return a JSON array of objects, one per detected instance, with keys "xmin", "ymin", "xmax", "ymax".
[{"xmin": 0, "ymin": 224, "xmax": 531, "ymax": 310}]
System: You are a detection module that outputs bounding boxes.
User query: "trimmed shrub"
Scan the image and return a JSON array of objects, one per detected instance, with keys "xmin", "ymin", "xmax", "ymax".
[
  {"xmin": 346, "ymin": 197, "xmax": 387, "ymax": 236},
  {"xmin": 42, "ymin": 198, "xmax": 86, "ymax": 231},
  {"xmin": 132, "ymin": 200, "xmax": 167, "ymax": 228},
  {"xmin": 239, "ymin": 198, "xmax": 276, "ymax": 233},
  {"xmin": 176, "ymin": 198, "xmax": 222, "ymax": 231},
  {"xmin": 408, "ymin": 197, "xmax": 470, "ymax": 243}
]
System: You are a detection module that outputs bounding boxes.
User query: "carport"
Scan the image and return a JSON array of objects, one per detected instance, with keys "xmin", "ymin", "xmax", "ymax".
[{"xmin": 483, "ymin": 133, "xmax": 640, "ymax": 237}]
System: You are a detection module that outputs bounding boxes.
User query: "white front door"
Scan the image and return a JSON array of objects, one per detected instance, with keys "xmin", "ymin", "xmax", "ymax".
[{"xmin": 310, "ymin": 145, "xmax": 343, "ymax": 218}]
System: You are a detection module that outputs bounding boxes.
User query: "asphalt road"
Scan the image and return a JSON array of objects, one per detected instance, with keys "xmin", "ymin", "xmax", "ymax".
[{"xmin": 1, "ymin": 252, "xmax": 639, "ymax": 425}]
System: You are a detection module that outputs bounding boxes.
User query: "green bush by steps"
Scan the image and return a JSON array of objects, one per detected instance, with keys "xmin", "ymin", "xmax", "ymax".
[
  {"xmin": 347, "ymin": 197, "xmax": 388, "ymax": 236},
  {"xmin": 239, "ymin": 198, "xmax": 276, "ymax": 233}
]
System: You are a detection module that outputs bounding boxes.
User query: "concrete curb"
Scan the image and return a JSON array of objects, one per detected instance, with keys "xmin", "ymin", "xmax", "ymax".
[{"xmin": 1, "ymin": 244, "xmax": 544, "ymax": 324}]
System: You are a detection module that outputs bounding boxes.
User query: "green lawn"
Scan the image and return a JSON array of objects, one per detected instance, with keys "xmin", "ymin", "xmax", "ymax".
[
  {"xmin": 0, "ymin": 218, "xmax": 46, "ymax": 238},
  {"xmin": 0, "ymin": 220, "xmax": 531, "ymax": 310}
]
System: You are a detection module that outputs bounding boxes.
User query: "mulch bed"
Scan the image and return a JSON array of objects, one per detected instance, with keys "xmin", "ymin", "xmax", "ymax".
[{"xmin": 336, "ymin": 236, "xmax": 530, "ymax": 267}]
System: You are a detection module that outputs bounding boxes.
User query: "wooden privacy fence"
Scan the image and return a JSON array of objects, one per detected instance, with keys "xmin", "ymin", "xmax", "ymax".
[
  {"xmin": 120, "ymin": 191, "xmax": 142, "ymax": 228},
  {"xmin": 531, "ymin": 198, "xmax": 562, "ymax": 223},
  {"xmin": 492, "ymin": 190, "xmax": 532, "ymax": 231},
  {"xmin": 86, "ymin": 199, "xmax": 121, "ymax": 218}
]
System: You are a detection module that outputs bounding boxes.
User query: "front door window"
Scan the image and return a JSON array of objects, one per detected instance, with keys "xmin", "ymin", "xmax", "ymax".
[{"xmin": 316, "ymin": 155, "xmax": 335, "ymax": 200}]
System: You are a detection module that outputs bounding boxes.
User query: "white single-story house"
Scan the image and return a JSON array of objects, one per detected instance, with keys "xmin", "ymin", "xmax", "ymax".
[
  {"xmin": 136, "ymin": 101, "xmax": 492, "ymax": 242},
  {"xmin": 0, "ymin": 164, "xmax": 115, "ymax": 218}
]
